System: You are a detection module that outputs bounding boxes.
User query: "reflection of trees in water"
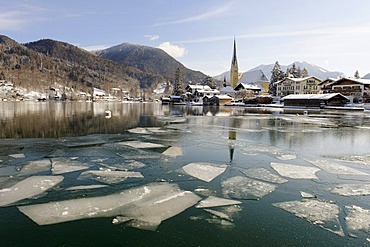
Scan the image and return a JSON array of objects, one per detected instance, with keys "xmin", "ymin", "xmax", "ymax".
[{"xmin": 0, "ymin": 102, "xmax": 162, "ymax": 138}]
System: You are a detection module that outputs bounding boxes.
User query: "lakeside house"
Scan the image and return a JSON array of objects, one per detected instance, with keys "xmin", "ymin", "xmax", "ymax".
[
  {"xmin": 320, "ymin": 77, "xmax": 370, "ymax": 103},
  {"xmin": 275, "ymin": 76, "xmax": 322, "ymax": 97},
  {"xmin": 282, "ymin": 93, "xmax": 349, "ymax": 108}
]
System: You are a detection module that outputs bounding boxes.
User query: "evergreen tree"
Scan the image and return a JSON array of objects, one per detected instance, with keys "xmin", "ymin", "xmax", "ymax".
[
  {"xmin": 354, "ymin": 70, "xmax": 360, "ymax": 79},
  {"xmin": 203, "ymin": 75, "xmax": 216, "ymax": 89},
  {"xmin": 301, "ymin": 68, "xmax": 309, "ymax": 77},
  {"xmin": 173, "ymin": 67, "xmax": 184, "ymax": 95},
  {"xmin": 269, "ymin": 61, "xmax": 285, "ymax": 95}
]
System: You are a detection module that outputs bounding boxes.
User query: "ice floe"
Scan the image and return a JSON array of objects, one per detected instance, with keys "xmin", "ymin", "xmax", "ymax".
[
  {"xmin": 99, "ymin": 160, "xmax": 146, "ymax": 171},
  {"xmin": 79, "ymin": 170, "xmax": 144, "ymax": 184},
  {"xmin": 118, "ymin": 141, "xmax": 166, "ymax": 149},
  {"xmin": 18, "ymin": 182, "xmax": 200, "ymax": 231},
  {"xmin": 300, "ymin": 191, "xmax": 317, "ymax": 199},
  {"xmin": 182, "ymin": 162, "xmax": 227, "ymax": 182},
  {"xmin": 66, "ymin": 185, "xmax": 108, "ymax": 191},
  {"xmin": 329, "ymin": 184, "xmax": 370, "ymax": 196},
  {"xmin": 195, "ymin": 196, "xmax": 241, "ymax": 208},
  {"xmin": 128, "ymin": 127, "xmax": 168, "ymax": 134},
  {"xmin": 204, "ymin": 209, "xmax": 233, "ymax": 221},
  {"xmin": 345, "ymin": 205, "xmax": 370, "ymax": 234},
  {"xmin": 0, "ymin": 176, "xmax": 64, "ymax": 207},
  {"xmin": 18, "ymin": 159, "xmax": 51, "ymax": 176},
  {"xmin": 273, "ymin": 200, "xmax": 344, "ymax": 236},
  {"xmin": 333, "ymin": 154, "xmax": 370, "ymax": 166},
  {"xmin": 162, "ymin": 146, "xmax": 183, "ymax": 157},
  {"xmin": 222, "ymin": 176, "xmax": 277, "ymax": 200},
  {"xmin": 9, "ymin": 153, "xmax": 25, "ymax": 159},
  {"xmin": 270, "ymin": 162, "xmax": 320, "ymax": 179},
  {"xmin": 51, "ymin": 157, "xmax": 89, "ymax": 175},
  {"xmin": 307, "ymin": 159, "xmax": 368, "ymax": 175},
  {"xmin": 241, "ymin": 168, "xmax": 288, "ymax": 184},
  {"xmin": 242, "ymin": 145, "xmax": 297, "ymax": 160}
]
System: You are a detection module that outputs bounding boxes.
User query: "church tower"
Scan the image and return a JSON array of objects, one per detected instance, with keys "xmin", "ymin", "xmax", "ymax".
[{"xmin": 230, "ymin": 38, "xmax": 239, "ymax": 89}]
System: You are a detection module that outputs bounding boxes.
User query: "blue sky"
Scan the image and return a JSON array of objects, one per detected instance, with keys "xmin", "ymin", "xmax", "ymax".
[{"xmin": 1, "ymin": 0, "xmax": 370, "ymax": 77}]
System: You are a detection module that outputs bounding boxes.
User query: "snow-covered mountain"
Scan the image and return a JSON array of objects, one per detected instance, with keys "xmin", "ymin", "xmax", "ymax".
[
  {"xmin": 362, "ymin": 73, "xmax": 370, "ymax": 79},
  {"xmin": 214, "ymin": 61, "xmax": 345, "ymax": 82}
]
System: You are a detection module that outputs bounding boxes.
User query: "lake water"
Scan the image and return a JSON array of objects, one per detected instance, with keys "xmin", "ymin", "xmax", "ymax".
[{"xmin": 1, "ymin": 102, "xmax": 370, "ymax": 247}]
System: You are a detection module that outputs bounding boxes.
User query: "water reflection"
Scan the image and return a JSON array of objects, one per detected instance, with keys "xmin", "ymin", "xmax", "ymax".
[{"xmin": 0, "ymin": 102, "xmax": 165, "ymax": 138}]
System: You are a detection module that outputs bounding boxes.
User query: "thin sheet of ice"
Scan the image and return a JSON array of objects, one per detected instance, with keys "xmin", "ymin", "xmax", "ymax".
[
  {"xmin": 9, "ymin": 153, "xmax": 25, "ymax": 159},
  {"xmin": 66, "ymin": 185, "xmax": 108, "ymax": 191},
  {"xmin": 0, "ymin": 176, "xmax": 64, "ymax": 207},
  {"xmin": 333, "ymin": 154, "xmax": 370, "ymax": 166},
  {"xmin": 100, "ymin": 160, "xmax": 146, "ymax": 171},
  {"xmin": 162, "ymin": 147, "xmax": 183, "ymax": 157},
  {"xmin": 345, "ymin": 205, "xmax": 370, "ymax": 233},
  {"xmin": 127, "ymin": 127, "xmax": 168, "ymax": 135},
  {"xmin": 222, "ymin": 176, "xmax": 277, "ymax": 200},
  {"xmin": 329, "ymin": 184, "xmax": 370, "ymax": 196},
  {"xmin": 182, "ymin": 163, "xmax": 227, "ymax": 182},
  {"xmin": 79, "ymin": 170, "xmax": 144, "ymax": 184},
  {"xmin": 242, "ymin": 145, "xmax": 296, "ymax": 160},
  {"xmin": 307, "ymin": 159, "xmax": 368, "ymax": 175},
  {"xmin": 118, "ymin": 141, "xmax": 166, "ymax": 149},
  {"xmin": 18, "ymin": 182, "xmax": 200, "ymax": 231},
  {"xmin": 270, "ymin": 162, "xmax": 320, "ymax": 179},
  {"xmin": 18, "ymin": 159, "xmax": 51, "ymax": 176},
  {"xmin": 51, "ymin": 157, "xmax": 89, "ymax": 175},
  {"xmin": 241, "ymin": 168, "xmax": 288, "ymax": 184},
  {"xmin": 195, "ymin": 196, "xmax": 241, "ymax": 208},
  {"xmin": 273, "ymin": 200, "xmax": 344, "ymax": 236},
  {"xmin": 204, "ymin": 209, "xmax": 233, "ymax": 221}
]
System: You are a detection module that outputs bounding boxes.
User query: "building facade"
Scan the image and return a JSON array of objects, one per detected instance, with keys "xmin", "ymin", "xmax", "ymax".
[{"xmin": 275, "ymin": 76, "xmax": 321, "ymax": 97}]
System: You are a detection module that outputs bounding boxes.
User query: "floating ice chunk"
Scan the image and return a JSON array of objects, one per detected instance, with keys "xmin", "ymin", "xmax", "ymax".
[
  {"xmin": 334, "ymin": 154, "xmax": 370, "ymax": 166},
  {"xmin": 79, "ymin": 170, "xmax": 144, "ymax": 184},
  {"xmin": 204, "ymin": 209, "xmax": 233, "ymax": 221},
  {"xmin": 18, "ymin": 183, "xmax": 200, "ymax": 231},
  {"xmin": 194, "ymin": 188, "xmax": 215, "ymax": 197},
  {"xmin": 329, "ymin": 184, "xmax": 370, "ymax": 196},
  {"xmin": 195, "ymin": 196, "xmax": 241, "ymax": 208},
  {"xmin": 270, "ymin": 162, "xmax": 320, "ymax": 179},
  {"xmin": 9, "ymin": 153, "xmax": 25, "ymax": 159},
  {"xmin": 241, "ymin": 168, "xmax": 288, "ymax": 184},
  {"xmin": 222, "ymin": 176, "xmax": 277, "ymax": 200},
  {"xmin": 18, "ymin": 159, "xmax": 51, "ymax": 176},
  {"xmin": 345, "ymin": 205, "xmax": 370, "ymax": 233},
  {"xmin": 118, "ymin": 141, "xmax": 166, "ymax": 149},
  {"xmin": 127, "ymin": 127, "xmax": 152, "ymax": 134},
  {"xmin": 66, "ymin": 185, "xmax": 108, "ymax": 191},
  {"xmin": 307, "ymin": 159, "xmax": 367, "ymax": 175},
  {"xmin": 182, "ymin": 163, "xmax": 227, "ymax": 182},
  {"xmin": 100, "ymin": 160, "xmax": 146, "ymax": 171},
  {"xmin": 162, "ymin": 147, "xmax": 183, "ymax": 157},
  {"xmin": 277, "ymin": 154, "xmax": 297, "ymax": 160},
  {"xmin": 51, "ymin": 158, "xmax": 89, "ymax": 175},
  {"xmin": 300, "ymin": 191, "xmax": 317, "ymax": 199},
  {"xmin": 63, "ymin": 140, "xmax": 106, "ymax": 148},
  {"xmin": 157, "ymin": 116, "xmax": 187, "ymax": 124},
  {"xmin": 273, "ymin": 200, "xmax": 344, "ymax": 236},
  {"xmin": 0, "ymin": 176, "xmax": 64, "ymax": 207},
  {"xmin": 112, "ymin": 216, "xmax": 133, "ymax": 224}
]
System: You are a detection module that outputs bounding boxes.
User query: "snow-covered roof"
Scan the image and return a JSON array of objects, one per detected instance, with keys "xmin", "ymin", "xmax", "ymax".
[
  {"xmin": 219, "ymin": 86, "xmax": 235, "ymax": 94},
  {"xmin": 282, "ymin": 93, "xmax": 348, "ymax": 100},
  {"xmin": 93, "ymin": 88, "xmax": 105, "ymax": 96},
  {"xmin": 275, "ymin": 76, "xmax": 321, "ymax": 84},
  {"xmin": 238, "ymin": 69, "xmax": 269, "ymax": 84},
  {"xmin": 236, "ymin": 83, "xmax": 261, "ymax": 91},
  {"xmin": 333, "ymin": 77, "xmax": 370, "ymax": 85},
  {"xmin": 186, "ymin": 85, "xmax": 212, "ymax": 91},
  {"xmin": 216, "ymin": 94, "xmax": 233, "ymax": 100}
]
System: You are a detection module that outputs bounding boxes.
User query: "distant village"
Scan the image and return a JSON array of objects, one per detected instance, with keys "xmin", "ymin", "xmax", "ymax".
[{"xmin": 1, "ymin": 39, "xmax": 369, "ymax": 110}]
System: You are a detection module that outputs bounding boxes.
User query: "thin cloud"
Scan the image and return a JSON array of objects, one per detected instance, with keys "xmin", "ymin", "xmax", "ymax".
[
  {"xmin": 144, "ymin": 34, "xmax": 159, "ymax": 41},
  {"xmin": 0, "ymin": 10, "xmax": 26, "ymax": 30},
  {"xmin": 174, "ymin": 25, "xmax": 370, "ymax": 44},
  {"xmin": 153, "ymin": 2, "xmax": 234, "ymax": 26}
]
